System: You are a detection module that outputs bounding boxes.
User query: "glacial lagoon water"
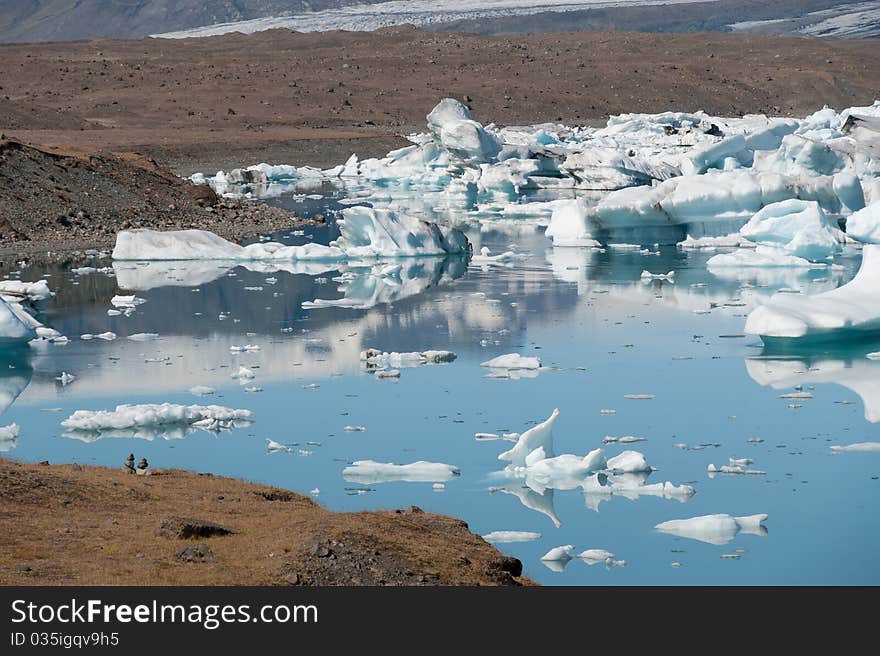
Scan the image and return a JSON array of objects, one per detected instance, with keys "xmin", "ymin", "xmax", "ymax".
[{"xmin": 3, "ymin": 223, "xmax": 879, "ymax": 585}]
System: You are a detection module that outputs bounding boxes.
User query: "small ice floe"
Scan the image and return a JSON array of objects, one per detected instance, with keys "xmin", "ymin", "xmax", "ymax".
[
  {"xmin": 244, "ymin": 386, "xmax": 263, "ymax": 393},
  {"xmin": 230, "ymin": 366, "xmax": 255, "ymax": 380},
  {"xmin": 432, "ymin": 483, "xmax": 445, "ymax": 491},
  {"xmin": 229, "ymin": 344, "xmax": 260, "ymax": 353},
  {"xmin": 831, "ymin": 442, "xmax": 880, "ymax": 453},
  {"xmin": 867, "ymin": 352, "xmax": 880, "ymax": 360},
  {"xmin": 475, "ymin": 432, "xmax": 500, "ymax": 441},
  {"xmin": 128, "ymin": 333, "xmax": 159, "ymax": 341},
  {"xmin": 602, "ymin": 436, "xmax": 646, "ymax": 444},
  {"xmin": 470, "ymin": 247, "xmax": 520, "ymax": 265},
  {"xmin": 189, "ymin": 385, "xmax": 215, "ymax": 396},
  {"xmin": 56, "ymin": 372, "xmax": 76, "ymax": 386},
  {"xmin": 111, "ymin": 295, "xmax": 146, "ymax": 308},
  {"xmin": 540, "ymin": 545, "xmax": 574, "ymax": 572},
  {"xmin": 779, "ymin": 391, "xmax": 813, "ymax": 399},
  {"xmin": 747, "ymin": 437, "xmax": 765, "ymax": 443},
  {"xmin": 267, "ymin": 439, "xmax": 293, "ymax": 453},
  {"xmin": 303, "ymin": 383, "xmax": 319, "ymax": 390},
  {"xmin": 599, "ymin": 409, "xmax": 617, "ymax": 415},
  {"xmin": 375, "ymin": 369, "xmax": 401, "ymax": 379},
  {"xmin": 81, "ymin": 332, "xmax": 117, "ymax": 341},
  {"xmin": 481, "ymin": 531, "xmax": 541, "ymax": 544},
  {"xmin": 0, "ymin": 423, "xmax": 19, "ymax": 451},
  {"xmin": 61, "ymin": 403, "xmax": 253, "ymax": 441},
  {"xmin": 655, "ymin": 513, "xmax": 768, "ymax": 545},
  {"xmin": 623, "ymin": 393, "xmax": 654, "ymax": 400},
  {"xmin": 342, "ymin": 460, "xmax": 460, "ymax": 484},
  {"xmin": 576, "ymin": 549, "xmax": 615, "ymax": 565},
  {"xmin": 606, "ymin": 450, "xmax": 653, "ymax": 473},
  {"xmin": 640, "ymin": 270, "xmax": 675, "ymax": 282},
  {"xmin": 360, "ymin": 348, "xmax": 456, "ymax": 369},
  {"xmin": 310, "ymin": 488, "xmax": 320, "ymax": 496},
  {"xmin": 481, "ymin": 353, "xmax": 541, "ymax": 370},
  {"xmin": 343, "ymin": 425, "xmax": 366, "ymax": 432},
  {"xmin": 707, "ymin": 460, "xmax": 767, "ymax": 476}
]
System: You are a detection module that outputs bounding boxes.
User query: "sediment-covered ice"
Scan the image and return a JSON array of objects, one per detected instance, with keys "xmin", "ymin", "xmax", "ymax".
[
  {"xmin": 342, "ymin": 460, "xmax": 460, "ymax": 484},
  {"xmin": 360, "ymin": 348, "xmax": 456, "ymax": 368},
  {"xmin": 60, "ymin": 403, "xmax": 253, "ymax": 441},
  {"xmin": 655, "ymin": 513, "xmax": 768, "ymax": 545},
  {"xmin": 745, "ymin": 244, "xmax": 880, "ymax": 341}
]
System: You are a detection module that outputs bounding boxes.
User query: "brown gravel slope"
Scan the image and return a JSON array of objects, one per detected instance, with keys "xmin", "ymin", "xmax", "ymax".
[
  {"xmin": 0, "ymin": 137, "xmax": 310, "ymax": 255},
  {"xmin": 0, "ymin": 458, "xmax": 530, "ymax": 586},
  {"xmin": 1, "ymin": 27, "xmax": 878, "ymax": 173}
]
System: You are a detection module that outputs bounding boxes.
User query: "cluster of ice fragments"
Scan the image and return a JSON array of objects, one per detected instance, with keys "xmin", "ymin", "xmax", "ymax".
[
  {"xmin": 494, "ymin": 409, "xmax": 694, "ymax": 506},
  {"xmin": 186, "ymin": 97, "xmax": 880, "ymax": 343},
  {"xmin": 60, "ymin": 403, "xmax": 253, "ymax": 441},
  {"xmin": 0, "ymin": 279, "xmax": 66, "ymax": 346}
]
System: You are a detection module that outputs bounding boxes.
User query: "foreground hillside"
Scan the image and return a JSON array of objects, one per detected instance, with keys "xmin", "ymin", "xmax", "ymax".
[{"xmin": 0, "ymin": 458, "xmax": 530, "ymax": 586}]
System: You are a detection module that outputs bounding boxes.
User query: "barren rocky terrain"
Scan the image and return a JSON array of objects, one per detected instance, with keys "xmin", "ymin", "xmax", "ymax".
[{"xmin": 0, "ymin": 458, "xmax": 530, "ymax": 586}]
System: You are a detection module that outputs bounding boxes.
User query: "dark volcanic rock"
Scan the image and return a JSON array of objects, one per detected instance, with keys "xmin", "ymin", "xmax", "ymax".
[
  {"xmin": 157, "ymin": 517, "xmax": 238, "ymax": 540},
  {"xmin": 175, "ymin": 544, "xmax": 215, "ymax": 563}
]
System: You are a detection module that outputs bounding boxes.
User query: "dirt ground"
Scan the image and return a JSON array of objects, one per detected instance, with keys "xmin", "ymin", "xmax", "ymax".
[
  {"xmin": 1, "ymin": 26, "xmax": 878, "ymax": 175},
  {"xmin": 0, "ymin": 458, "xmax": 531, "ymax": 586}
]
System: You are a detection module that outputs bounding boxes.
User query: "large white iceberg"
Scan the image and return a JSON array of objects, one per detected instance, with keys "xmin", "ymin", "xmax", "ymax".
[
  {"xmin": 745, "ymin": 245, "xmax": 880, "ymax": 341},
  {"xmin": 737, "ymin": 199, "xmax": 842, "ymax": 261},
  {"xmin": 112, "ymin": 209, "xmax": 469, "ymax": 262},
  {"xmin": 341, "ymin": 460, "xmax": 460, "ymax": 484},
  {"xmin": 655, "ymin": 513, "xmax": 768, "ymax": 545}
]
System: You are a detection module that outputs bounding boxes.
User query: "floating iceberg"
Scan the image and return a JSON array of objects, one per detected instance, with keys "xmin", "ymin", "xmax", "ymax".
[
  {"xmin": 0, "ymin": 280, "xmax": 54, "ymax": 302},
  {"xmin": 481, "ymin": 353, "xmax": 541, "ymax": 371},
  {"xmin": 481, "ymin": 531, "xmax": 541, "ymax": 544},
  {"xmin": 0, "ymin": 423, "xmax": 19, "ymax": 452},
  {"xmin": 112, "ymin": 210, "xmax": 469, "ymax": 263},
  {"xmin": 606, "ymin": 450, "xmax": 652, "ymax": 474},
  {"xmin": 61, "ymin": 403, "xmax": 253, "ymax": 441},
  {"xmin": 341, "ymin": 460, "xmax": 460, "ymax": 484},
  {"xmin": 576, "ymin": 549, "xmax": 616, "ymax": 565},
  {"xmin": 655, "ymin": 513, "xmax": 768, "ymax": 545},
  {"xmin": 360, "ymin": 348, "xmax": 456, "ymax": 369},
  {"xmin": 845, "ymin": 201, "xmax": 880, "ymax": 243},
  {"xmin": 737, "ymin": 199, "xmax": 842, "ymax": 261},
  {"xmin": 745, "ymin": 245, "xmax": 880, "ymax": 342},
  {"xmin": 831, "ymin": 442, "xmax": 880, "ymax": 453}
]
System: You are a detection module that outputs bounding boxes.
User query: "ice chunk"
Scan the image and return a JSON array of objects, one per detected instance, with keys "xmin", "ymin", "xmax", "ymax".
[
  {"xmin": 540, "ymin": 545, "xmax": 574, "ymax": 562},
  {"xmin": 0, "ymin": 297, "xmax": 37, "ymax": 344},
  {"xmin": 497, "ymin": 408, "xmax": 558, "ymax": 466},
  {"xmin": 481, "ymin": 531, "xmax": 541, "ymax": 543},
  {"xmin": 481, "ymin": 353, "xmax": 541, "ymax": 370},
  {"xmin": 267, "ymin": 438, "xmax": 292, "ymax": 453},
  {"xmin": 113, "ymin": 228, "xmax": 346, "ymax": 261},
  {"xmin": 361, "ymin": 348, "xmax": 456, "ymax": 368},
  {"xmin": 61, "ymin": 403, "xmax": 253, "ymax": 441},
  {"xmin": 342, "ymin": 460, "xmax": 460, "ymax": 484},
  {"xmin": 831, "ymin": 442, "xmax": 880, "ymax": 453},
  {"xmin": 189, "ymin": 385, "xmax": 215, "ymax": 396},
  {"xmin": 641, "ymin": 270, "xmax": 675, "ymax": 281},
  {"xmin": 128, "ymin": 333, "xmax": 159, "ymax": 341},
  {"xmin": 0, "ymin": 423, "xmax": 19, "ymax": 451},
  {"xmin": 576, "ymin": 549, "xmax": 615, "ymax": 565},
  {"xmin": 707, "ymin": 246, "xmax": 828, "ymax": 269},
  {"xmin": 545, "ymin": 198, "xmax": 603, "ymax": 247},
  {"xmin": 745, "ymin": 245, "xmax": 880, "ymax": 341},
  {"xmin": 845, "ymin": 201, "xmax": 880, "ymax": 243},
  {"xmin": 375, "ymin": 369, "xmax": 401, "ymax": 379},
  {"xmin": 606, "ymin": 450, "xmax": 652, "ymax": 473},
  {"xmin": 655, "ymin": 513, "xmax": 768, "ymax": 545},
  {"xmin": 738, "ymin": 199, "xmax": 842, "ymax": 261},
  {"xmin": 0, "ymin": 280, "xmax": 54, "ymax": 302},
  {"xmin": 331, "ymin": 206, "xmax": 469, "ymax": 258}
]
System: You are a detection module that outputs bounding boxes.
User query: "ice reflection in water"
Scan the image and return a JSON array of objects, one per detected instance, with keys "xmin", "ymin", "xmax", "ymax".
[{"xmin": 1, "ymin": 225, "xmax": 878, "ymax": 585}]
